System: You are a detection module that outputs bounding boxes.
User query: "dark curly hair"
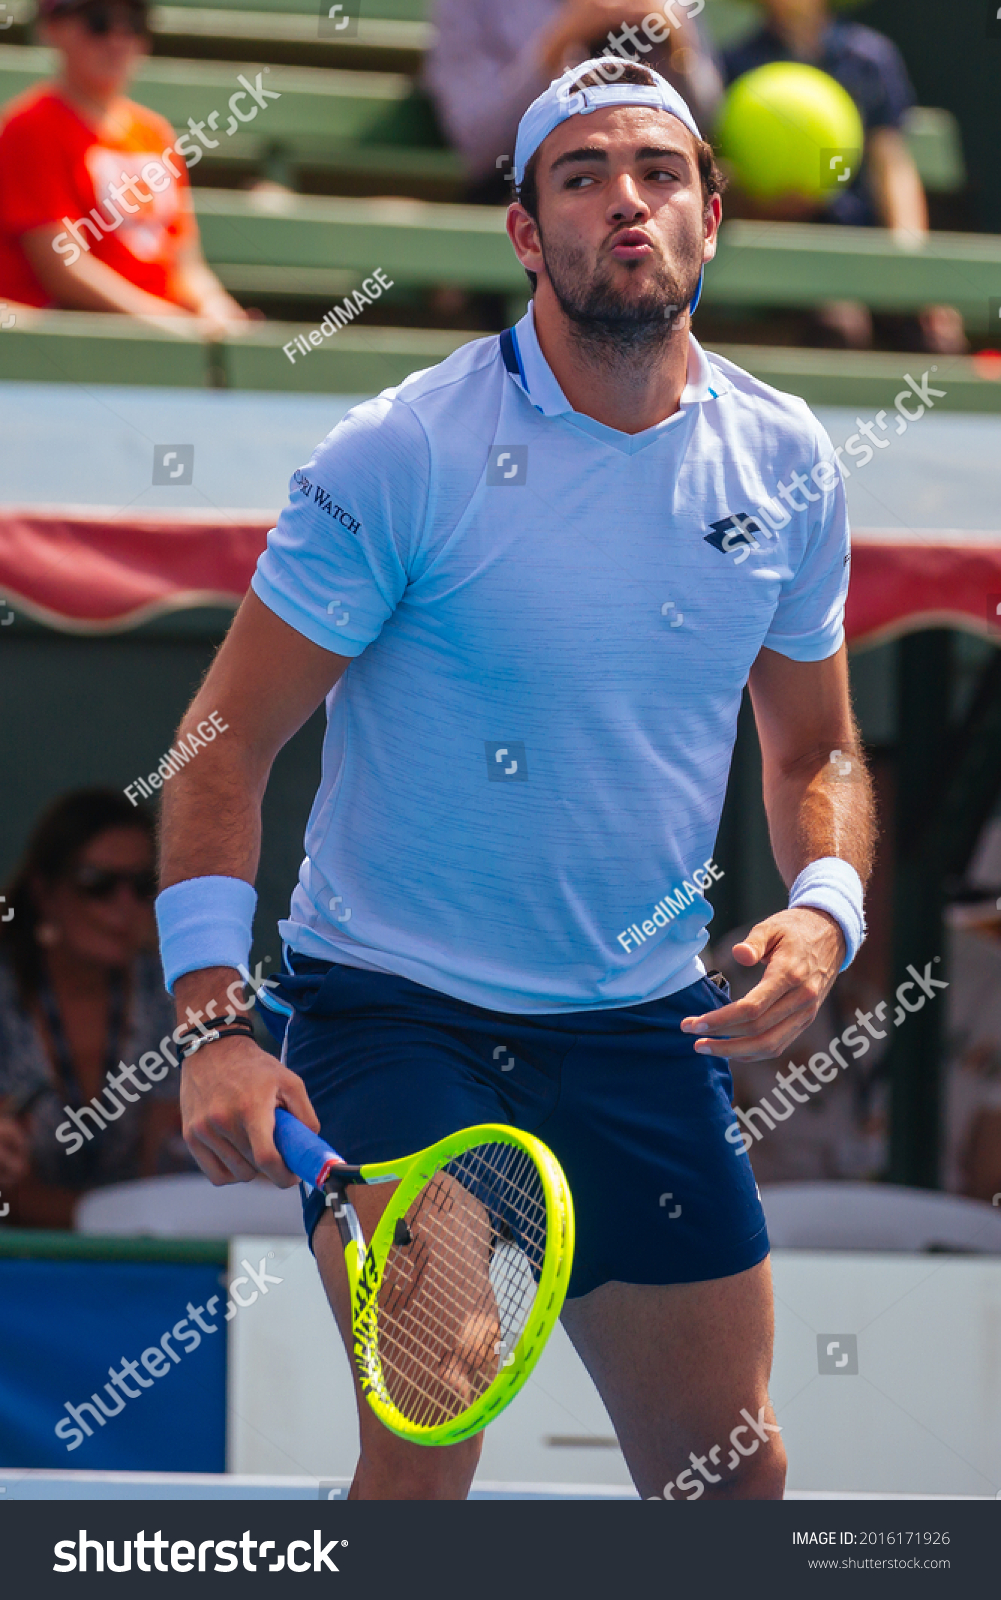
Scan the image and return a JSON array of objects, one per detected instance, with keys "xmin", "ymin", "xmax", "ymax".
[{"xmin": 515, "ymin": 61, "xmax": 727, "ymax": 292}]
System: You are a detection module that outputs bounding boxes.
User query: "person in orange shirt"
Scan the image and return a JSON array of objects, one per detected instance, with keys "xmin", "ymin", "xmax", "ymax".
[{"xmin": 0, "ymin": 0, "xmax": 247, "ymax": 334}]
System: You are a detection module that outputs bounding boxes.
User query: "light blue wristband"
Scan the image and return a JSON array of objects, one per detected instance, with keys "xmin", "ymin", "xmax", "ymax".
[
  {"xmin": 788, "ymin": 858, "xmax": 865, "ymax": 972},
  {"xmin": 155, "ymin": 876, "xmax": 257, "ymax": 994}
]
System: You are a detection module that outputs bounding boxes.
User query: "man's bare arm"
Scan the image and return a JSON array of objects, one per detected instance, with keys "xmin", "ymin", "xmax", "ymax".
[
  {"xmin": 159, "ymin": 591, "xmax": 350, "ymax": 1184},
  {"xmin": 160, "ymin": 590, "xmax": 347, "ymax": 888},
  {"xmin": 866, "ymin": 127, "xmax": 928, "ymax": 235},
  {"xmin": 22, "ymin": 225, "xmax": 246, "ymax": 338},
  {"xmin": 749, "ymin": 642, "xmax": 875, "ymax": 891},
  {"xmin": 21, "ymin": 222, "xmax": 191, "ymax": 318},
  {"xmin": 681, "ymin": 644, "xmax": 876, "ymax": 1059}
]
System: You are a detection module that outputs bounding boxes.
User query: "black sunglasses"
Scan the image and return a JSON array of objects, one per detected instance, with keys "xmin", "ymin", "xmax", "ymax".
[
  {"xmin": 79, "ymin": 4, "xmax": 149, "ymax": 37},
  {"xmin": 70, "ymin": 864, "xmax": 158, "ymax": 902}
]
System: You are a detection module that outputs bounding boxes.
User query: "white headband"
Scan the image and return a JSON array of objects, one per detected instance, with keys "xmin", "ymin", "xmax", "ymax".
[{"xmin": 514, "ymin": 58, "xmax": 702, "ymax": 189}]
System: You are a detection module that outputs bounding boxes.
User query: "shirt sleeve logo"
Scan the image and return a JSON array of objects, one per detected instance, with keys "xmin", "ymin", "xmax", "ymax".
[{"xmin": 292, "ymin": 470, "xmax": 361, "ymax": 535}]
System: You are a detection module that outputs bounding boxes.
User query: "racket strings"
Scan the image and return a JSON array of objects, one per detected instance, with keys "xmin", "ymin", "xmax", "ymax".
[{"xmin": 371, "ymin": 1142, "xmax": 548, "ymax": 1429}]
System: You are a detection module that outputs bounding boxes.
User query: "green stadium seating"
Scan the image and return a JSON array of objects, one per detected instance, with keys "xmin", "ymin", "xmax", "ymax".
[
  {"xmin": 1, "ymin": 0, "xmax": 432, "ymax": 72},
  {"xmin": 0, "ymin": 40, "xmax": 968, "ymax": 202},
  {"xmin": 196, "ymin": 189, "xmax": 518, "ymax": 288},
  {"xmin": 148, "ymin": 6, "xmax": 430, "ymax": 75},
  {"xmin": 901, "ymin": 106, "xmax": 967, "ymax": 195},
  {"xmin": 3, "ymin": 310, "xmax": 1001, "ymax": 411},
  {"xmin": 0, "ymin": 39, "xmax": 985, "ymax": 313},
  {"xmin": 159, "ymin": 0, "xmax": 427, "ymax": 16},
  {"xmin": 0, "ymin": 44, "xmax": 439, "ymax": 143},
  {"xmin": 186, "ymin": 189, "xmax": 1001, "ymax": 320},
  {"xmin": 709, "ymin": 219, "xmax": 998, "ymax": 316},
  {"xmin": 0, "ymin": 43, "xmax": 458, "ymax": 192}
]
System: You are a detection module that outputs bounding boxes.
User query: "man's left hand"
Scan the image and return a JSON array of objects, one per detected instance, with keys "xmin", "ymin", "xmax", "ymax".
[{"xmin": 680, "ymin": 908, "xmax": 845, "ymax": 1060}]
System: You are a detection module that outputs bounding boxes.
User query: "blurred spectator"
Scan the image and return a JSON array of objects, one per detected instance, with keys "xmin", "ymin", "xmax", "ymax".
[
  {"xmin": 0, "ymin": 0, "xmax": 247, "ymax": 335},
  {"xmin": 722, "ymin": 0, "xmax": 966, "ymax": 353},
  {"xmin": 943, "ymin": 902, "xmax": 1001, "ymax": 1203},
  {"xmin": 425, "ymin": 0, "xmax": 723, "ymax": 204},
  {"xmin": 0, "ymin": 789, "xmax": 192, "ymax": 1229},
  {"xmin": 0, "ymin": 1111, "xmax": 30, "ymax": 1187}
]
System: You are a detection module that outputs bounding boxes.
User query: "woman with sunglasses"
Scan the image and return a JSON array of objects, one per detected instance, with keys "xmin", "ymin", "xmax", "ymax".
[
  {"xmin": 0, "ymin": 0, "xmax": 247, "ymax": 335},
  {"xmin": 0, "ymin": 788, "xmax": 192, "ymax": 1227}
]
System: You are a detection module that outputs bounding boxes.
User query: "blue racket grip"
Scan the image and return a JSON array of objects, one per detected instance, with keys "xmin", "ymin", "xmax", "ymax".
[{"xmin": 274, "ymin": 1107, "xmax": 345, "ymax": 1188}]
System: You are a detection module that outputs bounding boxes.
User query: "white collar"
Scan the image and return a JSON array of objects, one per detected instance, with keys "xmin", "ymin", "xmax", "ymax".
[{"xmin": 505, "ymin": 300, "xmax": 721, "ymax": 422}]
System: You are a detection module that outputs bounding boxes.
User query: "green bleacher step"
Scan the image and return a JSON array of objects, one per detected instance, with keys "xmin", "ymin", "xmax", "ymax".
[{"xmin": 3, "ymin": 311, "xmax": 1001, "ymax": 411}]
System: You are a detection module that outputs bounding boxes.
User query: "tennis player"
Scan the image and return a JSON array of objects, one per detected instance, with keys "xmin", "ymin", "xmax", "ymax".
[{"xmin": 157, "ymin": 59, "xmax": 875, "ymax": 1501}]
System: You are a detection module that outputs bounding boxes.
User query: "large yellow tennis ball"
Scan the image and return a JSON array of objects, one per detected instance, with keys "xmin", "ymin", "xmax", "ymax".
[{"xmin": 716, "ymin": 62, "xmax": 865, "ymax": 202}]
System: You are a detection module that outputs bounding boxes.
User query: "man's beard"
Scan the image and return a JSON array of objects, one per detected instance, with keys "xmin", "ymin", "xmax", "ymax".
[{"xmin": 539, "ymin": 226, "xmax": 703, "ymax": 361}]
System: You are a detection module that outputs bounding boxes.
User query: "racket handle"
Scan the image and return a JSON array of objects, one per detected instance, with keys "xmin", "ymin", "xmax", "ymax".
[{"xmin": 274, "ymin": 1107, "xmax": 346, "ymax": 1189}]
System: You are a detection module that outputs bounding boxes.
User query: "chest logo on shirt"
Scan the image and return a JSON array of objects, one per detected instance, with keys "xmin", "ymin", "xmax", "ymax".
[{"xmin": 704, "ymin": 514, "xmax": 763, "ymax": 560}]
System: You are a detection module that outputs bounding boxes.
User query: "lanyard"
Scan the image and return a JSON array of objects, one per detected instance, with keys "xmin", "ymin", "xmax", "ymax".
[{"xmin": 37, "ymin": 967, "xmax": 126, "ymax": 1109}]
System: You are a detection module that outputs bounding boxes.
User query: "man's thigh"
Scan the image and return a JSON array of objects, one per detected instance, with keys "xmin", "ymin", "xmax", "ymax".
[
  {"xmin": 561, "ymin": 1258, "xmax": 785, "ymax": 1500},
  {"xmin": 312, "ymin": 1201, "xmax": 484, "ymax": 1499}
]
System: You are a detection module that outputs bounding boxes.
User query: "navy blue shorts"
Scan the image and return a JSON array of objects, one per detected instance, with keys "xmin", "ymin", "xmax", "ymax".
[{"xmin": 267, "ymin": 959, "xmax": 769, "ymax": 1300}]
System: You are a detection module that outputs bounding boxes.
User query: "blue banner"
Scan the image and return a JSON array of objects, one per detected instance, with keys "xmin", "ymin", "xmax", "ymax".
[{"xmin": 0, "ymin": 1261, "xmax": 226, "ymax": 1471}]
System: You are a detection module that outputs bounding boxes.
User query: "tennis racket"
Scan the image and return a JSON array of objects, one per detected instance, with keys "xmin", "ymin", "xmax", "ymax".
[{"xmin": 273, "ymin": 1108, "xmax": 574, "ymax": 1446}]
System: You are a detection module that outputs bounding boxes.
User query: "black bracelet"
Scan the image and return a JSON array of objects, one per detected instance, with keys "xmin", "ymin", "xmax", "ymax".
[{"xmin": 177, "ymin": 1018, "xmax": 256, "ymax": 1061}]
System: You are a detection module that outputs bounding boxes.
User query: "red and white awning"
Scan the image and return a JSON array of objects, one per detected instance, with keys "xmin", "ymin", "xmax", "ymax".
[{"xmin": 1, "ymin": 507, "xmax": 999, "ymax": 646}]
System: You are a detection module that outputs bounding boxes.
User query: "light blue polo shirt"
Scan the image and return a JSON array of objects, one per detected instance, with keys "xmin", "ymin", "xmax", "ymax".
[{"xmin": 252, "ymin": 305, "xmax": 849, "ymax": 1014}]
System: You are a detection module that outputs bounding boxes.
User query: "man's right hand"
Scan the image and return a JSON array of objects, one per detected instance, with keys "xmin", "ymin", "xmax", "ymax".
[{"xmin": 180, "ymin": 1035, "xmax": 321, "ymax": 1189}]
